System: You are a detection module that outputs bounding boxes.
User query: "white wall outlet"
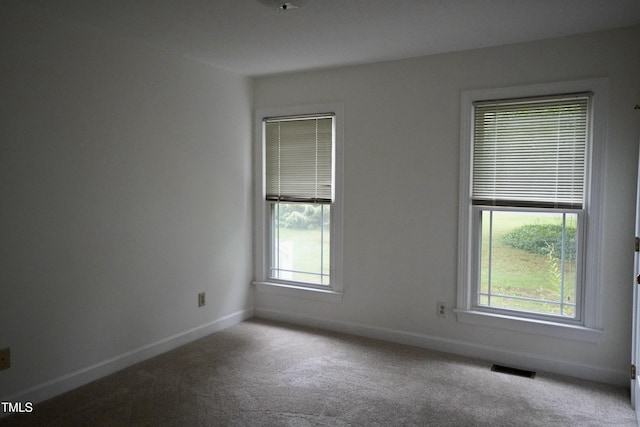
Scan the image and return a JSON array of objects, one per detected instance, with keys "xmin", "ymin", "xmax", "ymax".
[
  {"xmin": 198, "ymin": 292, "xmax": 206, "ymax": 307},
  {"xmin": 436, "ymin": 301, "xmax": 448, "ymax": 318}
]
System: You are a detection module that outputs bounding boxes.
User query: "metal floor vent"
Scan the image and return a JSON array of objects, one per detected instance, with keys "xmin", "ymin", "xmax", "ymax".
[{"xmin": 491, "ymin": 364, "xmax": 536, "ymax": 379}]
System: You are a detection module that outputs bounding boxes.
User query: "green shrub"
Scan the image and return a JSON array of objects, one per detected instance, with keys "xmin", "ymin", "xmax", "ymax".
[
  {"xmin": 277, "ymin": 204, "xmax": 329, "ymax": 229},
  {"xmin": 501, "ymin": 223, "xmax": 576, "ymax": 260}
]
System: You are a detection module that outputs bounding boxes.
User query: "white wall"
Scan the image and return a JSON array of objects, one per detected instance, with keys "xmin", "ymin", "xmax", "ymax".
[
  {"xmin": 0, "ymin": 3, "xmax": 253, "ymax": 400},
  {"xmin": 254, "ymin": 26, "xmax": 640, "ymax": 385}
]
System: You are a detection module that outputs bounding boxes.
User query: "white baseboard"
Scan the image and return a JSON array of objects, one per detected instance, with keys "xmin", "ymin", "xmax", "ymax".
[
  {"xmin": 254, "ymin": 308, "xmax": 628, "ymax": 387},
  {"xmin": 4, "ymin": 308, "xmax": 254, "ymax": 406}
]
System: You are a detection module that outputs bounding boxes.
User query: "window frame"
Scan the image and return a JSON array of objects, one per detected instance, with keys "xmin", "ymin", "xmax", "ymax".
[
  {"xmin": 471, "ymin": 205, "xmax": 586, "ymax": 323},
  {"xmin": 269, "ymin": 202, "xmax": 332, "ymax": 286},
  {"xmin": 456, "ymin": 79, "xmax": 608, "ymax": 342},
  {"xmin": 253, "ymin": 103, "xmax": 344, "ymax": 302}
]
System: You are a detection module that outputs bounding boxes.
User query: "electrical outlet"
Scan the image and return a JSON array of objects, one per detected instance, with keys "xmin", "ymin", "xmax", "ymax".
[
  {"xmin": 198, "ymin": 292, "xmax": 206, "ymax": 307},
  {"xmin": 436, "ymin": 301, "xmax": 448, "ymax": 318},
  {"xmin": 0, "ymin": 347, "xmax": 10, "ymax": 370}
]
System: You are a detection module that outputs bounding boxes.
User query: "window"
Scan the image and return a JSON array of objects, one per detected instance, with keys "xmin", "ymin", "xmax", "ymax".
[
  {"xmin": 266, "ymin": 115, "xmax": 333, "ymax": 285},
  {"xmin": 457, "ymin": 80, "xmax": 607, "ymax": 340},
  {"xmin": 254, "ymin": 104, "xmax": 343, "ymax": 300}
]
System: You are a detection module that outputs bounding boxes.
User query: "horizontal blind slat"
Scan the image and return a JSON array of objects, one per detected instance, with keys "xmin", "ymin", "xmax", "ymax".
[
  {"xmin": 472, "ymin": 95, "xmax": 589, "ymax": 207},
  {"xmin": 265, "ymin": 116, "xmax": 333, "ymax": 203}
]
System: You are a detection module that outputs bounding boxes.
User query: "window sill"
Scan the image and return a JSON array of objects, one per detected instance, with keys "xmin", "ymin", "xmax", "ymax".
[
  {"xmin": 454, "ymin": 309, "xmax": 603, "ymax": 343},
  {"xmin": 253, "ymin": 281, "xmax": 343, "ymax": 303}
]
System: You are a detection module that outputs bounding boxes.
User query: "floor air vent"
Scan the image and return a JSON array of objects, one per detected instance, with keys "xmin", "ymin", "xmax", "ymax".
[{"xmin": 491, "ymin": 364, "xmax": 536, "ymax": 379}]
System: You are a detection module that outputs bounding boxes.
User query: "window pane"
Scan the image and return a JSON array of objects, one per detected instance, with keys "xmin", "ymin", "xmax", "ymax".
[
  {"xmin": 478, "ymin": 210, "xmax": 577, "ymax": 317},
  {"xmin": 271, "ymin": 203, "xmax": 330, "ymax": 285}
]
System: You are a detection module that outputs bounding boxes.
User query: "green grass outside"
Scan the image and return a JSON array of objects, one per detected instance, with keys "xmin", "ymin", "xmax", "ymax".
[
  {"xmin": 274, "ymin": 227, "xmax": 331, "ymax": 285},
  {"xmin": 480, "ymin": 211, "xmax": 577, "ymax": 317}
]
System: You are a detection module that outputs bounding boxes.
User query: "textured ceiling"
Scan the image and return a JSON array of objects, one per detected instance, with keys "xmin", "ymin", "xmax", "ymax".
[{"xmin": 16, "ymin": 0, "xmax": 640, "ymax": 76}]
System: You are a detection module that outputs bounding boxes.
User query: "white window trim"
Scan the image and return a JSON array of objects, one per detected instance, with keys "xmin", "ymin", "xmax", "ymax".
[
  {"xmin": 456, "ymin": 79, "xmax": 608, "ymax": 342},
  {"xmin": 253, "ymin": 103, "xmax": 344, "ymax": 302}
]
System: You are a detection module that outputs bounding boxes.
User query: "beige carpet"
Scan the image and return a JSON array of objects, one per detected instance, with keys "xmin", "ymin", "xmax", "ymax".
[{"xmin": 1, "ymin": 318, "xmax": 636, "ymax": 426}]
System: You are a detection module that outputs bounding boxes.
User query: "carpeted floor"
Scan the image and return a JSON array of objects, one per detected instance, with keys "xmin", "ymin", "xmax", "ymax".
[{"xmin": 1, "ymin": 318, "xmax": 636, "ymax": 426}]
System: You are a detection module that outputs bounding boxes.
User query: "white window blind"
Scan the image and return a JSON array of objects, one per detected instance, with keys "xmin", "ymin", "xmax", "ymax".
[
  {"xmin": 472, "ymin": 94, "xmax": 590, "ymax": 209},
  {"xmin": 265, "ymin": 115, "xmax": 334, "ymax": 203}
]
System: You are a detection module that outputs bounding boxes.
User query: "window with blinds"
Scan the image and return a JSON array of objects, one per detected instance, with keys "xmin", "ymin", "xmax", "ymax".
[
  {"xmin": 265, "ymin": 115, "xmax": 334, "ymax": 204},
  {"xmin": 472, "ymin": 94, "xmax": 590, "ymax": 209},
  {"xmin": 458, "ymin": 79, "xmax": 606, "ymax": 334}
]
